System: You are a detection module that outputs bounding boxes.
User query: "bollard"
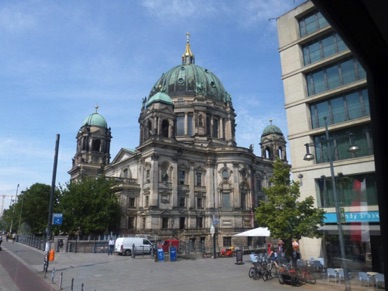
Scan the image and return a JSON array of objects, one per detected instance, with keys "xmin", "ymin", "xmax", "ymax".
[
  {"xmin": 51, "ymin": 267, "xmax": 56, "ymax": 284},
  {"xmin": 59, "ymin": 272, "xmax": 63, "ymax": 290},
  {"xmin": 81, "ymin": 283, "xmax": 84, "ymax": 291},
  {"xmin": 132, "ymin": 243, "xmax": 135, "ymax": 258},
  {"xmin": 71, "ymin": 278, "xmax": 74, "ymax": 291}
]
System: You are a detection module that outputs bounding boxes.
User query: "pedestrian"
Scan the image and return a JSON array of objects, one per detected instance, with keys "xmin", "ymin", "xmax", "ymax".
[
  {"xmin": 108, "ymin": 237, "xmax": 115, "ymax": 255},
  {"xmin": 291, "ymin": 240, "xmax": 301, "ymax": 269},
  {"xmin": 268, "ymin": 246, "xmax": 279, "ymax": 268},
  {"xmin": 278, "ymin": 239, "xmax": 284, "ymax": 255},
  {"xmin": 57, "ymin": 239, "xmax": 64, "ymax": 252}
]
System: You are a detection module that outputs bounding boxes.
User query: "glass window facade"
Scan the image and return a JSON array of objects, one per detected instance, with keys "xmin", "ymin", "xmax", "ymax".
[
  {"xmin": 223, "ymin": 237, "xmax": 232, "ymax": 247},
  {"xmin": 241, "ymin": 191, "xmax": 246, "ymax": 210},
  {"xmin": 299, "ymin": 11, "xmax": 329, "ymax": 37},
  {"xmin": 222, "ymin": 192, "xmax": 231, "ymax": 209},
  {"xmin": 317, "ymin": 173, "xmax": 377, "ymax": 208},
  {"xmin": 188, "ymin": 114, "xmax": 193, "ymax": 136},
  {"xmin": 196, "ymin": 172, "xmax": 202, "ymax": 186},
  {"xmin": 197, "ymin": 217, "xmax": 203, "ymax": 228},
  {"xmin": 179, "ymin": 170, "xmax": 185, "ymax": 185},
  {"xmin": 306, "ymin": 58, "xmax": 366, "ymax": 96},
  {"xmin": 303, "ymin": 33, "xmax": 347, "ymax": 65},
  {"xmin": 213, "ymin": 119, "xmax": 219, "ymax": 138},
  {"xmin": 162, "ymin": 217, "xmax": 168, "ymax": 229},
  {"xmin": 179, "ymin": 196, "xmax": 185, "ymax": 207},
  {"xmin": 197, "ymin": 197, "xmax": 203, "ymax": 209},
  {"xmin": 310, "ymin": 88, "xmax": 370, "ymax": 129},
  {"xmin": 312, "ymin": 124, "xmax": 373, "ymax": 163},
  {"xmin": 176, "ymin": 115, "xmax": 184, "ymax": 135}
]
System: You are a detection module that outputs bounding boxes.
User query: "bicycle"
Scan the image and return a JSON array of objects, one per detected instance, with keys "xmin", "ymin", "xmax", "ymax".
[
  {"xmin": 266, "ymin": 258, "xmax": 282, "ymax": 279},
  {"xmin": 249, "ymin": 262, "xmax": 264, "ymax": 280},
  {"xmin": 248, "ymin": 256, "xmax": 271, "ymax": 281},
  {"xmin": 277, "ymin": 263, "xmax": 303, "ymax": 286},
  {"xmin": 297, "ymin": 265, "xmax": 316, "ymax": 284}
]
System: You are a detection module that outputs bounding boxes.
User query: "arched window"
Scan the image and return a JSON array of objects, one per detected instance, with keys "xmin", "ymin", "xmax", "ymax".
[
  {"xmin": 122, "ymin": 168, "xmax": 129, "ymax": 178},
  {"xmin": 176, "ymin": 115, "xmax": 184, "ymax": 135},
  {"xmin": 161, "ymin": 119, "xmax": 169, "ymax": 137},
  {"xmin": 92, "ymin": 139, "xmax": 101, "ymax": 151},
  {"xmin": 148, "ymin": 120, "xmax": 153, "ymax": 137}
]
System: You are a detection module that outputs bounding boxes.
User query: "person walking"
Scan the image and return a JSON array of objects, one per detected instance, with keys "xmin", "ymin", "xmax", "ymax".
[{"xmin": 108, "ymin": 237, "xmax": 115, "ymax": 255}]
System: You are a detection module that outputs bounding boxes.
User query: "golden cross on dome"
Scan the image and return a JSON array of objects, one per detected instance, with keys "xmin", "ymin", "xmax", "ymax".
[{"xmin": 186, "ymin": 32, "xmax": 190, "ymax": 43}]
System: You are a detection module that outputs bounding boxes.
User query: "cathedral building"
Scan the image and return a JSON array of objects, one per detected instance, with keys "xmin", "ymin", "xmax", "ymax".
[{"xmin": 68, "ymin": 34, "xmax": 287, "ymax": 249}]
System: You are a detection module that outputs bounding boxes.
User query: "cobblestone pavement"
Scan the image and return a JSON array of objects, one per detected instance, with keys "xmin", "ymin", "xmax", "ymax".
[{"xmin": 1, "ymin": 240, "xmax": 381, "ymax": 291}]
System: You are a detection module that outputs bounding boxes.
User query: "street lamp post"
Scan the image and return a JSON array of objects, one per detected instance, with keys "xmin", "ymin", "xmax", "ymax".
[
  {"xmin": 9, "ymin": 184, "xmax": 19, "ymax": 234},
  {"xmin": 44, "ymin": 134, "xmax": 60, "ymax": 274},
  {"xmin": 210, "ymin": 224, "xmax": 216, "ymax": 259},
  {"xmin": 304, "ymin": 117, "xmax": 359, "ymax": 291}
]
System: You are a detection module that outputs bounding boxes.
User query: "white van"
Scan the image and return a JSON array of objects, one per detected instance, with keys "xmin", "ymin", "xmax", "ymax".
[{"xmin": 114, "ymin": 237, "xmax": 153, "ymax": 256}]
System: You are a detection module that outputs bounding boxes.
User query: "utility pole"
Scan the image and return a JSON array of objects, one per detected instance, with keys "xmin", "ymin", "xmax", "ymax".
[
  {"xmin": 9, "ymin": 185, "xmax": 19, "ymax": 233},
  {"xmin": 44, "ymin": 134, "xmax": 60, "ymax": 273}
]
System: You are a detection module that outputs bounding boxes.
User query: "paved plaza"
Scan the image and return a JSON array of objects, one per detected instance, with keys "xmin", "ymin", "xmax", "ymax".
[{"xmin": 1, "ymin": 240, "xmax": 380, "ymax": 291}]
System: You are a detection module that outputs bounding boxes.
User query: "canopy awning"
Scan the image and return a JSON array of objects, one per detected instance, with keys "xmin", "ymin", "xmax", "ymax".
[
  {"xmin": 233, "ymin": 227, "xmax": 270, "ymax": 237},
  {"xmin": 318, "ymin": 224, "xmax": 380, "ymax": 235}
]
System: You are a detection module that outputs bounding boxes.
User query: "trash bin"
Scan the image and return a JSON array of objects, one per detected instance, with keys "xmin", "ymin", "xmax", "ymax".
[
  {"xmin": 170, "ymin": 246, "xmax": 177, "ymax": 262},
  {"xmin": 49, "ymin": 249, "xmax": 55, "ymax": 261},
  {"xmin": 157, "ymin": 248, "xmax": 165, "ymax": 262}
]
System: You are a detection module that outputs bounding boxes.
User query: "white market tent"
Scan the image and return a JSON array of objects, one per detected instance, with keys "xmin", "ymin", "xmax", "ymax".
[{"xmin": 233, "ymin": 227, "xmax": 270, "ymax": 237}]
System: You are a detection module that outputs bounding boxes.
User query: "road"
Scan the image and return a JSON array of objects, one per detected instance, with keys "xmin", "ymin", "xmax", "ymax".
[
  {"xmin": 0, "ymin": 239, "xmax": 379, "ymax": 291},
  {"xmin": 0, "ymin": 243, "xmax": 55, "ymax": 291}
]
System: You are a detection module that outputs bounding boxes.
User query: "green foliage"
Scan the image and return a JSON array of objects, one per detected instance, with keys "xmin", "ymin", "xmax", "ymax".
[
  {"xmin": 2, "ymin": 183, "xmax": 55, "ymax": 235},
  {"xmin": 57, "ymin": 176, "xmax": 122, "ymax": 236},
  {"xmin": 255, "ymin": 158, "xmax": 325, "ymax": 256}
]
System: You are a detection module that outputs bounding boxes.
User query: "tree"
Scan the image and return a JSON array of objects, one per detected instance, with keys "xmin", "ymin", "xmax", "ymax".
[
  {"xmin": 255, "ymin": 157, "xmax": 325, "ymax": 258},
  {"xmin": 2, "ymin": 183, "xmax": 55, "ymax": 235},
  {"xmin": 57, "ymin": 176, "xmax": 121, "ymax": 236}
]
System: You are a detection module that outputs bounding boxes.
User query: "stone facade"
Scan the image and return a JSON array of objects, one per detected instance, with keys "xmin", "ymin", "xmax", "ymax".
[{"xmin": 68, "ymin": 35, "xmax": 287, "ymax": 249}]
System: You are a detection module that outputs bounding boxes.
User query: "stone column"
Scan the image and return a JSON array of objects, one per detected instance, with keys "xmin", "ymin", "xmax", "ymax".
[
  {"xmin": 171, "ymin": 157, "xmax": 178, "ymax": 208},
  {"xmin": 206, "ymin": 159, "xmax": 216, "ymax": 209},
  {"xmin": 150, "ymin": 153, "xmax": 159, "ymax": 207},
  {"xmin": 188, "ymin": 160, "xmax": 195, "ymax": 209},
  {"xmin": 233, "ymin": 162, "xmax": 240, "ymax": 208}
]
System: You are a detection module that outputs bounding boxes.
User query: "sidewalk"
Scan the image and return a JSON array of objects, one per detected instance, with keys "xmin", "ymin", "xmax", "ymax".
[{"xmin": 1, "ymin": 240, "xmax": 383, "ymax": 291}]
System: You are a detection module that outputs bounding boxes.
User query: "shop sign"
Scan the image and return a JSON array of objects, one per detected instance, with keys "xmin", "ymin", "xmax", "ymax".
[{"xmin": 324, "ymin": 211, "xmax": 379, "ymax": 223}]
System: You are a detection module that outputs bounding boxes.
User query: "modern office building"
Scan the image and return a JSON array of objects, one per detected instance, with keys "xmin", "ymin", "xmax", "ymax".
[
  {"xmin": 68, "ymin": 34, "xmax": 288, "ymax": 250},
  {"xmin": 277, "ymin": 1, "xmax": 381, "ymax": 271}
]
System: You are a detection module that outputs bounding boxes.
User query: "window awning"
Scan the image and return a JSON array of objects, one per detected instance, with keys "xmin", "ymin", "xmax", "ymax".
[{"xmin": 318, "ymin": 224, "xmax": 380, "ymax": 235}]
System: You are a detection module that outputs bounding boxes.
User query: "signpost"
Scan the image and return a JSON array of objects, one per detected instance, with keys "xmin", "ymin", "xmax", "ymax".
[{"xmin": 52, "ymin": 213, "xmax": 63, "ymax": 225}]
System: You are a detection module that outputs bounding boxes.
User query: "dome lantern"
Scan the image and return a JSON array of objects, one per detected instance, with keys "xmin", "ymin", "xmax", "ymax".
[{"xmin": 182, "ymin": 32, "xmax": 195, "ymax": 65}]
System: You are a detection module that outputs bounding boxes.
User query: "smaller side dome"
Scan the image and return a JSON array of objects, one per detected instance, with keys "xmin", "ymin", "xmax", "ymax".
[
  {"xmin": 261, "ymin": 120, "xmax": 283, "ymax": 137},
  {"xmin": 83, "ymin": 106, "xmax": 107, "ymax": 128},
  {"xmin": 146, "ymin": 92, "xmax": 173, "ymax": 108}
]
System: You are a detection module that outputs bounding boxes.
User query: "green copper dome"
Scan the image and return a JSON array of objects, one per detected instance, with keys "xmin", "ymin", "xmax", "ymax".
[
  {"xmin": 147, "ymin": 33, "xmax": 231, "ymax": 103},
  {"xmin": 83, "ymin": 112, "xmax": 107, "ymax": 128},
  {"xmin": 146, "ymin": 92, "xmax": 173, "ymax": 107},
  {"xmin": 262, "ymin": 121, "xmax": 283, "ymax": 137}
]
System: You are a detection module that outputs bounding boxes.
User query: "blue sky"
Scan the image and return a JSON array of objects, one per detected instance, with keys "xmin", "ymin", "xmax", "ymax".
[{"xmin": 0, "ymin": 0, "xmax": 304, "ymax": 209}]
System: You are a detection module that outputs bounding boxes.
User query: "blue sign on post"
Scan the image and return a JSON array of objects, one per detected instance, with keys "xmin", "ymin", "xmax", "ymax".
[
  {"xmin": 52, "ymin": 213, "xmax": 63, "ymax": 225},
  {"xmin": 157, "ymin": 248, "xmax": 165, "ymax": 262},
  {"xmin": 170, "ymin": 246, "xmax": 177, "ymax": 262}
]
